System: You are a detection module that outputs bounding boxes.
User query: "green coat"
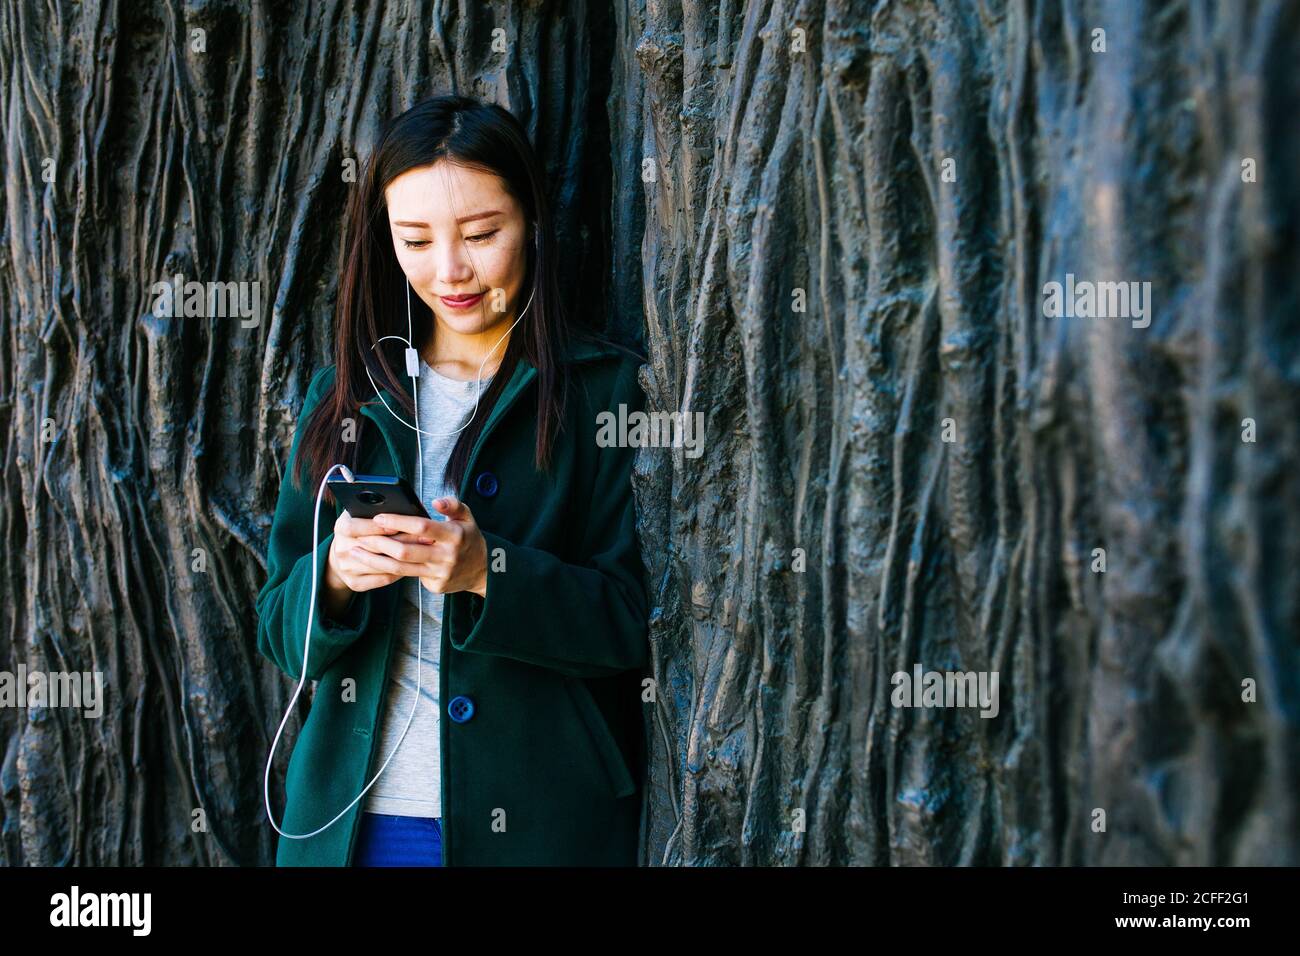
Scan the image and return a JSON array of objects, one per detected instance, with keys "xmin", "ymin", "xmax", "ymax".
[{"xmin": 255, "ymin": 337, "xmax": 650, "ymax": 866}]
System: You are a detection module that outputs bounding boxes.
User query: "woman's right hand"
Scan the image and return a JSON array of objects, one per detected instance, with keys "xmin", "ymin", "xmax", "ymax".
[{"xmin": 324, "ymin": 511, "xmax": 425, "ymax": 607}]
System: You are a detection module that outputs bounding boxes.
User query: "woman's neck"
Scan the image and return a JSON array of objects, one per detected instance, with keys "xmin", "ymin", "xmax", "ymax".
[{"xmin": 421, "ymin": 325, "xmax": 510, "ymax": 382}]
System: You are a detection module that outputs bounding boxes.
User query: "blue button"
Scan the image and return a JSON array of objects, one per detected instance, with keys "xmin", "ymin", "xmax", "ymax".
[
  {"xmin": 474, "ymin": 471, "xmax": 499, "ymax": 498},
  {"xmin": 448, "ymin": 695, "xmax": 475, "ymax": 723}
]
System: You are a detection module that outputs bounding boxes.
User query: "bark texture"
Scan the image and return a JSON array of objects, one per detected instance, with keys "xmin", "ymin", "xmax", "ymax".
[
  {"xmin": 1, "ymin": 0, "xmax": 1297, "ymax": 866},
  {"xmin": 630, "ymin": 0, "xmax": 1299, "ymax": 865},
  {"xmin": 0, "ymin": 0, "xmax": 616, "ymax": 866}
]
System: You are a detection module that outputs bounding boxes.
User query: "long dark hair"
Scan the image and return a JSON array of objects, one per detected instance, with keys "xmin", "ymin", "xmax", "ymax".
[{"xmin": 294, "ymin": 94, "xmax": 625, "ymax": 506}]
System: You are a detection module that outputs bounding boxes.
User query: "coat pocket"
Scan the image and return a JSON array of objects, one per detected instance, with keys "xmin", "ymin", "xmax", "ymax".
[{"xmin": 563, "ymin": 676, "xmax": 637, "ymax": 799}]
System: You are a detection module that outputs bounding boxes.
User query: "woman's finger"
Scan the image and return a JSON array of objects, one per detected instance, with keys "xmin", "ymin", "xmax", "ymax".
[
  {"xmin": 334, "ymin": 546, "xmax": 399, "ymax": 578},
  {"xmin": 343, "ymin": 515, "xmax": 404, "ymax": 538},
  {"xmin": 371, "ymin": 512, "xmax": 453, "ymax": 541},
  {"xmin": 347, "ymin": 546, "xmax": 427, "ymax": 577},
  {"xmin": 353, "ymin": 534, "xmax": 437, "ymax": 563},
  {"xmin": 342, "ymin": 572, "xmax": 402, "ymax": 592},
  {"xmin": 390, "ymin": 531, "xmax": 434, "ymax": 544}
]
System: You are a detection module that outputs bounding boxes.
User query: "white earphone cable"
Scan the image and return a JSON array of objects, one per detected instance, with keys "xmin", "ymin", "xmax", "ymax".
[
  {"xmin": 262, "ymin": 460, "xmax": 426, "ymax": 839},
  {"xmin": 364, "ymin": 278, "xmax": 534, "ymax": 439},
  {"xmin": 265, "ymin": 269, "xmax": 530, "ymax": 840}
]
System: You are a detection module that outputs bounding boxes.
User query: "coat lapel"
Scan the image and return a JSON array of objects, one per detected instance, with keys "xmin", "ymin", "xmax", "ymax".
[{"xmin": 357, "ymin": 337, "xmax": 610, "ymax": 499}]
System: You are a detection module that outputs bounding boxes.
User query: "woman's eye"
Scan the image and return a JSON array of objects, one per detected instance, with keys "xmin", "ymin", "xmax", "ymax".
[{"xmin": 401, "ymin": 231, "xmax": 495, "ymax": 248}]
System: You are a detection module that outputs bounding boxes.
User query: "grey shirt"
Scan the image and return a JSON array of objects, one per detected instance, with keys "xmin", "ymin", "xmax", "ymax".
[{"xmin": 362, "ymin": 359, "xmax": 493, "ymax": 818}]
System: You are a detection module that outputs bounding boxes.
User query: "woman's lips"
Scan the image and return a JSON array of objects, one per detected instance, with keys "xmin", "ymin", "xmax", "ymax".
[{"xmin": 440, "ymin": 292, "xmax": 485, "ymax": 309}]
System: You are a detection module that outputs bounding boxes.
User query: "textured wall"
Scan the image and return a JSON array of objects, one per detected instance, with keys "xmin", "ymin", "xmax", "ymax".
[
  {"xmin": 2, "ymin": 0, "xmax": 1297, "ymax": 866},
  {"xmin": 0, "ymin": 0, "xmax": 616, "ymax": 865},
  {"xmin": 632, "ymin": 0, "xmax": 1299, "ymax": 865}
]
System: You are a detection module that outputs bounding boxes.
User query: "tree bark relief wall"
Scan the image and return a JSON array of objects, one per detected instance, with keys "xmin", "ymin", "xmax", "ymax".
[
  {"xmin": 629, "ymin": 0, "xmax": 1299, "ymax": 865},
  {"xmin": 0, "ymin": 0, "xmax": 1296, "ymax": 867},
  {"xmin": 0, "ymin": 0, "xmax": 616, "ymax": 865}
]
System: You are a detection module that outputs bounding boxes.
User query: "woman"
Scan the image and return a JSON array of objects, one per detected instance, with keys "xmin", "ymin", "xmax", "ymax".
[{"xmin": 255, "ymin": 94, "xmax": 651, "ymax": 867}]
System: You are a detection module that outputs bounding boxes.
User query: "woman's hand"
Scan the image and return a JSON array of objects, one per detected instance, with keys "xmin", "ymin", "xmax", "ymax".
[
  {"xmin": 324, "ymin": 511, "xmax": 423, "ymax": 599},
  {"xmin": 348, "ymin": 497, "xmax": 489, "ymax": 598}
]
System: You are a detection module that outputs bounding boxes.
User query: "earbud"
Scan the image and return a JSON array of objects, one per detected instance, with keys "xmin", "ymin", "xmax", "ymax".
[{"xmin": 364, "ymin": 278, "xmax": 534, "ymax": 440}]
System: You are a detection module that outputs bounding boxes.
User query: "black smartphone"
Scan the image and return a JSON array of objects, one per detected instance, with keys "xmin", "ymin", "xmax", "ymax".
[{"xmin": 327, "ymin": 474, "xmax": 430, "ymax": 520}]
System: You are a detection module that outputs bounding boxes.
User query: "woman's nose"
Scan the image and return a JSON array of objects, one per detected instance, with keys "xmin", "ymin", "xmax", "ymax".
[{"xmin": 434, "ymin": 244, "xmax": 476, "ymax": 285}]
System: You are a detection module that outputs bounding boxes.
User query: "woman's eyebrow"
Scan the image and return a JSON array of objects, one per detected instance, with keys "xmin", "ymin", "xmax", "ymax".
[{"xmin": 392, "ymin": 210, "xmax": 503, "ymax": 228}]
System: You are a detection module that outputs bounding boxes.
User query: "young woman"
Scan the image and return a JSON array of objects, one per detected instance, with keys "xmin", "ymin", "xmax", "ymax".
[{"xmin": 256, "ymin": 95, "xmax": 651, "ymax": 867}]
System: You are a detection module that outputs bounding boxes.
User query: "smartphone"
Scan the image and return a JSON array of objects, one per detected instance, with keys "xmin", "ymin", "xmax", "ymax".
[{"xmin": 327, "ymin": 474, "xmax": 430, "ymax": 520}]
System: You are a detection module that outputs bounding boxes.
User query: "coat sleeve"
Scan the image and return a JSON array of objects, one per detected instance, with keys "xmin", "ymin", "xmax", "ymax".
[
  {"xmin": 443, "ymin": 357, "xmax": 651, "ymax": 679},
  {"xmin": 255, "ymin": 365, "xmax": 377, "ymax": 683}
]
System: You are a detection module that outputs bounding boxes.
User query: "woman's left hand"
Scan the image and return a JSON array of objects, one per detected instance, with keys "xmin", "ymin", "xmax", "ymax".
[{"xmin": 354, "ymin": 497, "xmax": 489, "ymax": 598}]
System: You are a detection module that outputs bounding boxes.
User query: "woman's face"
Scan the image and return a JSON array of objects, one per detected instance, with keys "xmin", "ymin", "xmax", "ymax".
[{"xmin": 384, "ymin": 159, "xmax": 529, "ymax": 342}]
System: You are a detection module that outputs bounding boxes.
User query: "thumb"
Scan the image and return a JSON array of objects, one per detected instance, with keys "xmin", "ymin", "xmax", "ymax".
[{"xmin": 432, "ymin": 495, "xmax": 473, "ymax": 522}]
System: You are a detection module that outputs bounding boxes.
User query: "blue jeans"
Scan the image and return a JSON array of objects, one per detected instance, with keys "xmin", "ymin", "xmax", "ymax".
[{"xmin": 352, "ymin": 812, "xmax": 443, "ymax": 866}]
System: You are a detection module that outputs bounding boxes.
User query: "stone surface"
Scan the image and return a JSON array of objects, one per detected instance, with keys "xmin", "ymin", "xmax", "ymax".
[{"xmin": 0, "ymin": 0, "xmax": 1296, "ymax": 866}]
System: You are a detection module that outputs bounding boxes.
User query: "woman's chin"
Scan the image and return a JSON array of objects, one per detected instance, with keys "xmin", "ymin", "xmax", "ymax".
[{"xmin": 435, "ymin": 311, "xmax": 512, "ymax": 336}]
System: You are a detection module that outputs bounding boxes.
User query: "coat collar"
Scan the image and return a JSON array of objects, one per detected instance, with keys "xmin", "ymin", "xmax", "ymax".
[{"xmin": 358, "ymin": 335, "xmax": 616, "ymax": 497}]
